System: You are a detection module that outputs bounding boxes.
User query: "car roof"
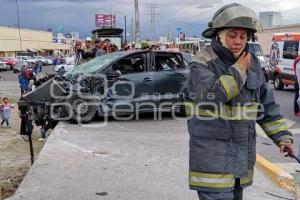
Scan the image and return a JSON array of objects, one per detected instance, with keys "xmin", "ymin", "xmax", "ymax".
[{"xmin": 113, "ymin": 50, "xmax": 184, "ymax": 56}]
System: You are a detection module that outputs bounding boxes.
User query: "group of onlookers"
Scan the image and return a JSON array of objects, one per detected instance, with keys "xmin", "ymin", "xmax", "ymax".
[
  {"xmin": 75, "ymin": 37, "xmax": 119, "ymax": 64},
  {"xmin": 17, "ymin": 61, "xmax": 42, "ymax": 96}
]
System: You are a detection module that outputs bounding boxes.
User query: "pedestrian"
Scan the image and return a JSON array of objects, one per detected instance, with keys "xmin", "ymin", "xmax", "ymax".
[
  {"xmin": 184, "ymin": 3, "xmax": 295, "ymax": 200},
  {"xmin": 122, "ymin": 43, "xmax": 130, "ymax": 51},
  {"xmin": 95, "ymin": 39, "xmax": 106, "ymax": 57},
  {"xmin": 37, "ymin": 60, "xmax": 43, "ymax": 73},
  {"xmin": 31, "ymin": 62, "xmax": 38, "ymax": 75},
  {"xmin": 293, "ymin": 56, "xmax": 300, "ymax": 116},
  {"xmin": 0, "ymin": 97, "xmax": 14, "ymax": 128},
  {"xmin": 18, "ymin": 73, "xmax": 28, "ymax": 96}
]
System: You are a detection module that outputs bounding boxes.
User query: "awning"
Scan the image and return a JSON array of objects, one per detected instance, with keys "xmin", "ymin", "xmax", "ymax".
[
  {"xmin": 37, "ymin": 49, "xmax": 45, "ymax": 53},
  {"xmin": 27, "ymin": 48, "xmax": 37, "ymax": 53}
]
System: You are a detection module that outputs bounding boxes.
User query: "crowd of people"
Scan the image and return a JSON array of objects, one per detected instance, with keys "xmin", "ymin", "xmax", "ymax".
[
  {"xmin": 18, "ymin": 62, "xmax": 39, "ymax": 96},
  {"xmin": 75, "ymin": 37, "xmax": 119, "ymax": 65}
]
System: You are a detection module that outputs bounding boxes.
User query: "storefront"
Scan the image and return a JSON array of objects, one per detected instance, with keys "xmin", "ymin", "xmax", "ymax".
[{"xmin": 0, "ymin": 26, "xmax": 72, "ymax": 57}]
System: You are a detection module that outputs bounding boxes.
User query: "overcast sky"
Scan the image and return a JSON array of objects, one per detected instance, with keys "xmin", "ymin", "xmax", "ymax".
[{"xmin": 0, "ymin": 0, "xmax": 300, "ymax": 40}]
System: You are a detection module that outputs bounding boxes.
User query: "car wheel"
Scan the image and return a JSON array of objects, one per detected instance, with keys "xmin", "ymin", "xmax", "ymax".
[
  {"xmin": 70, "ymin": 99, "xmax": 97, "ymax": 124},
  {"xmin": 274, "ymin": 75, "xmax": 284, "ymax": 90}
]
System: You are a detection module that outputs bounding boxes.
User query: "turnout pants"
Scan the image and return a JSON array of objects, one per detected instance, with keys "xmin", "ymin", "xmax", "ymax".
[{"xmin": 197, "ymin": 179, "xmax": 243, "ymax": 200}]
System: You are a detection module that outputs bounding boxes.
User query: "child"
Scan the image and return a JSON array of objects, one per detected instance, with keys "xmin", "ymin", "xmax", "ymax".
[{"xmin": 1, "ymin": 97, "xmax": 14, "ymax": 128}]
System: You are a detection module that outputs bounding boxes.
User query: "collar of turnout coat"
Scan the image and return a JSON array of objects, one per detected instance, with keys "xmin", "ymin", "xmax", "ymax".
[{"xmin": 208, "ymin": 38, "xmax": 265, "ymax": 89}]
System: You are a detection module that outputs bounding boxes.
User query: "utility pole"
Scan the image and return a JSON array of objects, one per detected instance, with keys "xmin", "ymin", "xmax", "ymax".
[
  {"xmin": 146, "ymin": 4, "xmax": 160, "ymax": 41},
  {"xmin": 15, "ymin": 0, "xmax": 23, "ymax": 52},
  {"xmin": 131, "ymin": 17, "xmax": 134, "ymax": 43},
  {"xmin": 134, "ymin": 0, "xmax": 140, "ymax": 43},
  {"xmin": 124, "ymin": 15, "xmax": 127, "ymax": 43}
]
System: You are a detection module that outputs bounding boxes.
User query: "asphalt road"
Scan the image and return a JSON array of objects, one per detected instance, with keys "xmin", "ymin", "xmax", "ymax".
[
  {"xmin": 1, "ymin": 68, "xmax": 300, "ymax": 199},
  {"xmin": 8, "ymin": 120, "xmax": 295, "ymax": 200}
]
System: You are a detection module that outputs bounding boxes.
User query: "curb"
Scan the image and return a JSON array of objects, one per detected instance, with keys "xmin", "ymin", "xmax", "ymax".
[{"xmin": 256, "ymin": 154, "xmax": 297, "ymax": 193}]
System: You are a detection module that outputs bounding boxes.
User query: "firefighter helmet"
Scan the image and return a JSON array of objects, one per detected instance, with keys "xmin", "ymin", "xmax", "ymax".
[{"xmin": 202, "ymin": 3, "xmax": 262, "ymax": 38}]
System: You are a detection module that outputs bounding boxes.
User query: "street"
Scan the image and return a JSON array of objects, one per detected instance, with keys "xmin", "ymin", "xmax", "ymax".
[
  {"xmin": 1, "ymin": 1, "xmax": 300, "ymax": 199},
  {"xmin": 6, "ymin": 119, "xmax": 296, "ymax": 200},
  {"xmin": 1, "ymin": 68, "xmax": 300, "ymax": 199}
]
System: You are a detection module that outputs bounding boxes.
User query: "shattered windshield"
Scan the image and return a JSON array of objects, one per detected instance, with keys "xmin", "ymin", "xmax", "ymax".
[{"xmin": 66, "ymin": 53, "xmax": 123, "ymax": 76}]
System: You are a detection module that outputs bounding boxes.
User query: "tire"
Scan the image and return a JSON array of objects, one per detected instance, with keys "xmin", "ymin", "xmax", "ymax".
[
  {"xmin": 70, "ymin": 98, "xmax": 97, "ymax": 124},
  {"xmin": 274, "ymin": 75, "xmax": 284, "ymax": 90}
]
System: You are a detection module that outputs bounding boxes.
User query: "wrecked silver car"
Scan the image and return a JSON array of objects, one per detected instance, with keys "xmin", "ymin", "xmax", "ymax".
[{"xmin": 18, "ymin": 50, "xmax": 191, "ymax": 130}]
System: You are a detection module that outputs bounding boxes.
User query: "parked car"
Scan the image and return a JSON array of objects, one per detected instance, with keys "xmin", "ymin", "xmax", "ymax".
[
  {"xmin": 13, "ymin": 60, "xmax": 30, "ymax": 73},
  {"xmin": 35, "ymin": 56, "xmax": 53, "ymax": 65},
  {"xmin": 18, "ymin": 50, "xmax": 191, "ymax": 125},
  {"xmin": 54, "ymin": 62, "xmax": 75, "ymax": 75},
  {"xmin": 1, "ymin": 57, "xmax": 17, "ymax": 70},
  {"xmin": 0, "ymin": 60, "xmax": 10, "ymax": 71}
]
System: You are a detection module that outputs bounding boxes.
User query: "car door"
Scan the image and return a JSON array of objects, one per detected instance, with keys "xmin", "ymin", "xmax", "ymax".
[
  {"xmin": 104, "ymin": 52, "xmax": 155, "ymax": 113},
  {"xmin": 153, "ymin": 52, "xmax": 189, "ymax": 110}
]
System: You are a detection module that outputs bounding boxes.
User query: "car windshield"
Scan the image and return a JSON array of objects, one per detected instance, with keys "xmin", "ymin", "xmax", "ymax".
[{"xmin": 65, "ymin": 53, "xmax": 123, "ymax": 76}]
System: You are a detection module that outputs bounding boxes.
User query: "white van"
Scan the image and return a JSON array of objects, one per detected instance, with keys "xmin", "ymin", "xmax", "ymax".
[{"xmin": 268, "ymin": 32, "xmax": 299, "ymax": 90}]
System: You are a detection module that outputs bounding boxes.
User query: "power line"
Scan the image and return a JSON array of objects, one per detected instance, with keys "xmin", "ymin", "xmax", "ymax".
[{"xmin": 145, "ymin": 3, "xmax": 160, "ymax": 41}]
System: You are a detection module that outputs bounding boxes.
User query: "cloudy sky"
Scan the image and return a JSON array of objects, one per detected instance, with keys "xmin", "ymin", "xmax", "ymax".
[{"xmin": 0, "ymin": 0, "xmax": 300, "ymax": 40}]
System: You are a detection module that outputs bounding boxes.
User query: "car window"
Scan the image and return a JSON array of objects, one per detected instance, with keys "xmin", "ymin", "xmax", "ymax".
[
  {"xmin": 154, "ymin": 53, "xmax": 183, "ymax": 71},
  {"xmin": 110, "ymin": 53, "xmax": 146, "ymax": 75},
  {"xmin": 283, "ymin": 41, "xmax": 299, "ymax": 59}
]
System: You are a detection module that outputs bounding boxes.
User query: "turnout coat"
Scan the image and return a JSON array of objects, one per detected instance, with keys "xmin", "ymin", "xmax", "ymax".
[{"xmin": 185, "ymin": 38, "xmax": 293, "ymax": 192}]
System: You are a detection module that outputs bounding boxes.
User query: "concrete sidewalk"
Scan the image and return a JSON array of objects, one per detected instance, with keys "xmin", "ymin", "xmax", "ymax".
[{"xmin": 7, "ymin": 119, "xmax": 295, "ymax": 200}]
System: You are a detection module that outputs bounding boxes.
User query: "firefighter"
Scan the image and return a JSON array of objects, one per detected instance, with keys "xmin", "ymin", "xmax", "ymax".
[{"xmin": 185, "ymin": 3, "xmax": 295, "ymax": 200}]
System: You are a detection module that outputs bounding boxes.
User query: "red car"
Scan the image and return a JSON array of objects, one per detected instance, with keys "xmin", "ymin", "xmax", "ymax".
[{"xmin": 0, "ymin": 57, "xmax": 17, "ymax": 70}]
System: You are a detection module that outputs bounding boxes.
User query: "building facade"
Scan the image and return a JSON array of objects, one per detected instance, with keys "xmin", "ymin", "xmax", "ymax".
[
  {"xmin": 0, "ymin": 26, "xmax": 72, "ymax": 57},
  {"xmin": 257, "ymin": 23, "xmax": 300, "ymax": 55},
  {"xmin": 259, "ymin": 12, "xmax": 282, "ymax": 29}
]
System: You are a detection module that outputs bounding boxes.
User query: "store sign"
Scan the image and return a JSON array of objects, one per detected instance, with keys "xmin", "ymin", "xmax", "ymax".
[
  {"xmin": 180, "ymin": 32, "xmax": 185, "ymax": 41},
  {"xmin": 95, "ymin": 14, "xmax": 116, "ymax": 28}
]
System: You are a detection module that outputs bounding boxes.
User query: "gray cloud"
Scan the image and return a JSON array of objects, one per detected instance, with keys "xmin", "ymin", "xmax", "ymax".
[{"xmin": 0, "ymin": 0, "xmax": 299, "ymax": 40}]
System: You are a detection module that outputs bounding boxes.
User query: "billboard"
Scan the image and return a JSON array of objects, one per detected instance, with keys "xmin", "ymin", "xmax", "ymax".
[
  {"xmin": 179, "ymin": 32, "xmax": 185, "ymax": 41},
  {"xmin": 95, "ymin": 14, "xmax": 116, "ymax": 28}
]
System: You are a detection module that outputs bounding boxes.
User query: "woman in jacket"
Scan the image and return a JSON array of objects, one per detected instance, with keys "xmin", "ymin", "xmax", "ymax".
[{"xmin": 185, "ymin": 3, "xmax": 295, "ymax": 200}]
